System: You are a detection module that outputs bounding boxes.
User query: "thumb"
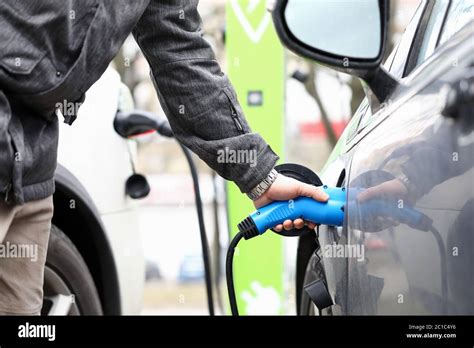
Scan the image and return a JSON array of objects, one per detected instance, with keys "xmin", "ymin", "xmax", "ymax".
[{"xmin": 298, "ymin": 183, "xmax": 330, "ymax": 202}]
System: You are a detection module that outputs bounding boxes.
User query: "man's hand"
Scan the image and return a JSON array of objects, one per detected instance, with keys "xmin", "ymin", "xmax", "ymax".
[
  {"xmin": 253, "ymin": 174, "xmax": 329, "ymax": 232},
  {"xmin": 356, "ymin": 179, "xmax": 408, "ymax": 203}
]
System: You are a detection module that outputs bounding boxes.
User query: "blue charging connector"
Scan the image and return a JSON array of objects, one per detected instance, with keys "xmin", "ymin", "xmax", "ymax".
[
  {"xmin": 237, "ymin": 185, "xmax": 432, "ymax": 239},
  {"xmin": 238, "ymin": 185, "xmax": 345, "ymax": 239}
]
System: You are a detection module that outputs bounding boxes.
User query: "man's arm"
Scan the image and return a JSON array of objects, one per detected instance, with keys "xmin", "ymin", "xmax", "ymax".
[
  {"xmin": 132, "ymin": 0, "xmax": 277, "ymax": 194},
  {"xmin": 133, "ymin": 0, "xmax": 329, "ymax": 231}
]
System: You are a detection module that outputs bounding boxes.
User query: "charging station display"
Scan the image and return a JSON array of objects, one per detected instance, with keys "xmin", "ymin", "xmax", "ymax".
[{"xmin": 225, "ymin": 0, "xmax": 286, "ymax": 315}]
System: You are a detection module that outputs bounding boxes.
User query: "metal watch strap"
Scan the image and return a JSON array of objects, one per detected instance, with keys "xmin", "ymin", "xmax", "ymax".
[
  {"xmin": 398, "ymin": 173, "xmax": 415, "ymax": 193},
  {"xmin": 247, "ymin": 169, "xmax": 278, "ymax": 201}
]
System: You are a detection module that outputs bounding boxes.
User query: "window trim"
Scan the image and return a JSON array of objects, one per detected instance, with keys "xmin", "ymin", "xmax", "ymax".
[
  {"xmin": 404, "ymin": 0, "xmax": 451, "ymax": 76},
  {"xmin": 403, "ymin": 0, "xmax": 436, "ymax": 76},
  {"xmin": 436, "ymin": 0, "xmax": 453, "ymax": 47},
  {"xmin": 389, "ymin": 0, "xmax": 428, "ymax": 79}
]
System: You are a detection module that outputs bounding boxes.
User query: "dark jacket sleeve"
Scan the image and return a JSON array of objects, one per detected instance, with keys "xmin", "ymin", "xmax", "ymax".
[
  {"xmin": 132, "ymin": 0, "xmax": 278, "ymax": 193},
  {"xmin": 400, "ymin": 123, "xmax": 472, "ymax": 200},
  {"xmin": 0, "ymin": 90, "xmax": 15, "ymax": 200}
]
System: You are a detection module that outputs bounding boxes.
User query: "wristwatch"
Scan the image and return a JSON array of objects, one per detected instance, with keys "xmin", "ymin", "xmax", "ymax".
[
  {"xmin": 247, "ymin": 168, "xmax": 278, "ymax": 201},
  {"xmin": 397, "ymin": 172, "xmax": 415, "ymax": 194}
]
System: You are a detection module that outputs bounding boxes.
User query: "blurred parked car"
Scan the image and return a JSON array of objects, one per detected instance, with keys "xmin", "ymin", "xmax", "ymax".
[
  {"xmin": 145, "ymin": 260, "xmax": 162, "ymax": 281},
  {"xmin": 178, "ymin": 255, "xmax": 205, "ymax": 283},
  {"xmin": 42, "ymin": 68, "xmax": 146, "ymax": 315}
]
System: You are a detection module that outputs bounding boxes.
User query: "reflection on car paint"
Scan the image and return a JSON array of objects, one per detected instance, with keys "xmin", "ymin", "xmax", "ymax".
[{"xmin": 346, "ymin": 71, "xmax": 473, "ymax": 314}]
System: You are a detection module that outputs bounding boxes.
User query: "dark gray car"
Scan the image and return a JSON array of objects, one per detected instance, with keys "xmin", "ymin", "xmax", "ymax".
[{"xmin": 273, "ymin": 0, "xmax": 474, "ymax": 315}]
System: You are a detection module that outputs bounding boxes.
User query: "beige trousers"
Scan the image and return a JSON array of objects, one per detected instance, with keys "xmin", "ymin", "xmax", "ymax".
[{"xmin": 0, "ymin": 196, "xmax": 53, "ymax": 315}]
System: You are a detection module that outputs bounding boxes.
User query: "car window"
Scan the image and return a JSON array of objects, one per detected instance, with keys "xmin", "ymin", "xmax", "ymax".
[
  {"xmin": 414, "ymin": 0, "xmax": 450, "ymax": 69},
  {"xmin": 439, "ymin": 0, "xmax": 474, "ymax": 45},
  {"xmin": 345, "ymin": 2, "xmax": 426, "ymax": 145}
]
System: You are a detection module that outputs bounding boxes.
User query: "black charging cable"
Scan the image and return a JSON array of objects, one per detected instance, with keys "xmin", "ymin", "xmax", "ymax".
[
  {"xmin": 226, "ymin": 231, "xmax": 245, "ymax": 316},
  {"xmin": 180, "ymin": 144, "xmax": 215, "ymax": 316},
  {"xmin": 115, "ymin": 114, "xmax": 216, "ymax": 315},
  {"xmin": 156, "ymin": 122, "xmax": 215, "ymax": 316},
  {"xmin": 429, "ymin": 225, "xmax": 447, "ymax": 313},
  {"xmin": 226, "ymin": 218, "xmax": 261, "ymax": 316}
]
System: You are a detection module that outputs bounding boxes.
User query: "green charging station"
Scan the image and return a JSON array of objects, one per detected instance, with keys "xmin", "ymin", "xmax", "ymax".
[{"xmin": 226, "ymin": 0, "xmax": 286, "ymax": 315}]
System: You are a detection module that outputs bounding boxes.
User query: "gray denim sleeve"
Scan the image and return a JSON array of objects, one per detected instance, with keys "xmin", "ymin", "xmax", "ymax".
[
  {"xmin": 0, "ymin": 91, "xmax": 14, "ymax": 198},
  {"xmin": 132, "ymin": 0, "xmax": 279, "ymax": 193}
]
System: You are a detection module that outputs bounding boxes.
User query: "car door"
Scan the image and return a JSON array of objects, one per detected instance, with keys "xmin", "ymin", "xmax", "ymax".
[
  {"xmin": 344, "ymin": 1, "xmax": 474, "ymax": 315},
  {"xmin": 307, "ymin": 1, "xmax": 428, "ymax": 316}
]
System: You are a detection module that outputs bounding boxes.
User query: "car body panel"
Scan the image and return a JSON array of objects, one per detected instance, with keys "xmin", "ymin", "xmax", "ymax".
[
  {"xmin": 346, "ymin": 60, "xmax": 474, "ymax": 314},
  {"xmin": 57, "ymin": 68, "xmax": 135, "ymax": 215},
  {"xmin": 312, "ymin": 8, "xmax": 474, "ymax": 315},
  {"xmin": 57, "ymin": 68, "xmax": 145, "ymax": 314}
]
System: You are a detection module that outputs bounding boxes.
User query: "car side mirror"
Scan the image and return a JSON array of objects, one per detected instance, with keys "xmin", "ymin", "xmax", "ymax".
[
  {"xmin": 114, "ymin": 110, "xmax": 174, "ymax": 139},
  {"xmin": 114, "ymin": 110, "xmax": 161, "ymax": 138},
  {"xmin": 272, "ymin": 0, "xmax": 398, "ymax": 102}
]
